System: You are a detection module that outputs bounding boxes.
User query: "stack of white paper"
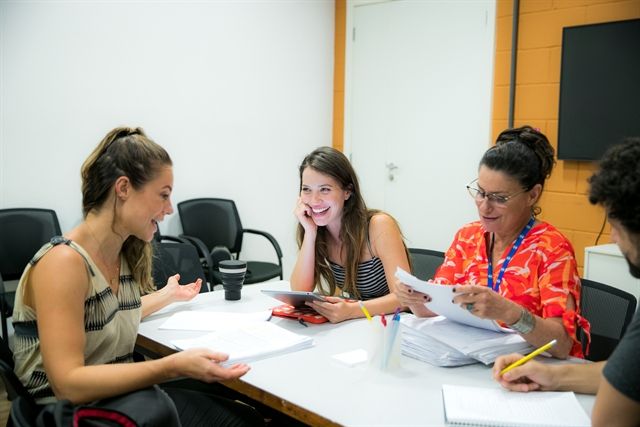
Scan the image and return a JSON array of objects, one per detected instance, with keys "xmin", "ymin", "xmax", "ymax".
[
  {"xmin": 402, "ymin": 317, "xmax": 477, "ymax": 366},
  {"xmin": 401, "ymin": 315, "xmax": 534, "ymax": 366},
  {"xmin": 396, "ymin": 268, "xmax": 534, "ymax": 366},
  {"xmin": 171, "ymin": 321, "xmax": 314, "ymax": 365}
]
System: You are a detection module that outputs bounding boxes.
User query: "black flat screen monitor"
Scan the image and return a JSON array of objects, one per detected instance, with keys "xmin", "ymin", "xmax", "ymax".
[{"xmin": 558, "ymin": 18, "xmax": 640, "ymax": 161}]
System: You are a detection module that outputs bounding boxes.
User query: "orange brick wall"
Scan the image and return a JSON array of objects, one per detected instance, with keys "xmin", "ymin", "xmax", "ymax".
[
  {"xmin": 333, "ymin": 0, "xmax": 640, "ymax": 271},
  {"xmin": 493, "ymin": 0, "xmax": 640, "ymax": 272}
]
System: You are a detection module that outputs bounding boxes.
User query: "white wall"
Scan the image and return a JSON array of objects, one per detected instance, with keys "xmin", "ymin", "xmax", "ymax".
[{"xmin": 0, "ymin": 0, "xmax": 335, "ymax": 278}]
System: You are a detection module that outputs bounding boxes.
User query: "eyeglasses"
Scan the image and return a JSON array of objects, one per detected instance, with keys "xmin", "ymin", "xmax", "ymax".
[{"xmin": 466, "ymin": 179, "xmax": 527, "ymax": 205}]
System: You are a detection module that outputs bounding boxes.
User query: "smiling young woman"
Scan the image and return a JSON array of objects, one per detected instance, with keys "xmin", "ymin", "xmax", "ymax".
[
  {"xmin": 290, "ymin": 146, "xmax": 411, "ymax": 323},
  {"xmin": 11, "ymin": 127, "xmax": 263, "ymax": 426}
]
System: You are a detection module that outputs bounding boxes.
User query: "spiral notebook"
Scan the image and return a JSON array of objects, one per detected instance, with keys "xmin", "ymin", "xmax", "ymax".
[{"xmin": 442, "ymin": 384, "xmax": 590, "ymax": 427}]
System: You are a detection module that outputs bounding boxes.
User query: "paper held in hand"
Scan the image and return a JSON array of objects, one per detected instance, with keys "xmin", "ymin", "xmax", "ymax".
[{"xmin": 395, "ymin": 267, "xmax": 512, "ymax": 333}]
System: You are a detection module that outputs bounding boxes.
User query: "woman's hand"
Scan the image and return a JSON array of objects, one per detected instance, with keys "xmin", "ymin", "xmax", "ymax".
[
  {"xmin": 452, "ymin": 285, "xmax": 521, "ymax": 324},
  {"xmin": 395, "ymin": 281, "xmax": 432, "ymax": 306},
  {"xmin": 294, "ymin": 197, "xmax": 317, "ymax": 235},
  {"xmin": 161, "ymin": 274, "xmax": 202, "ymax": 303},
  {"xmin": 141, "ymin": 274, "xmax": 202, "ymax": 318},
  {"xmin": 306, "ymin": 296, "xmax": 356, "ymax": 323},
  {"xmin": 169, "ymin": 348, "xmax": 250, "ymax": 383},
  {"xmin": 493, "ymin": 353, "xmax": 558, "ymax": 392},
  {"xmin": 394, "ymin": 280, "xmax": 435, "ymax": 317}
]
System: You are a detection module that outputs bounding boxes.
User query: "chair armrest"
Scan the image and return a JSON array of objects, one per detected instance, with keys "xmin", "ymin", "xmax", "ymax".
[
  {"xmin": 179, "ymin": 234, "xmax": 210, "ymax": 259},
  {"xmin": 243, "ymin": 228, "xmax": 284, "ymax": 261},
  {"xmin": 0, "ymin": 273, "xmax": 5, "ymax": 311},
  {"xmin": 179, "ymin": 234, "xmax": 216, "ymax": 285},
  {"xmin": 0, "ymin": 273, "xmax": 8, "ymax": 339},
  {"xmin": 159, "ymin": 234, "xmax": 190, "ymax": 245}
]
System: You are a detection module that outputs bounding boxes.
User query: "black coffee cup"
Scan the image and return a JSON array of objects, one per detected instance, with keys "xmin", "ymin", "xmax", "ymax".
[{"xmin": 219, "ymin": 260, "xmax": 247, "ymax": 301}]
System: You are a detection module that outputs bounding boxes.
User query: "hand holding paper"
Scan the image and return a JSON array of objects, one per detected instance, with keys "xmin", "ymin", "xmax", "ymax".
[
  {"xmin": 395, "ymin": 268, "xmax": 510, "ymax": 332},
  {"xmin": 451, "ymin": 284, "xmax": 527, "ymax": 326}
]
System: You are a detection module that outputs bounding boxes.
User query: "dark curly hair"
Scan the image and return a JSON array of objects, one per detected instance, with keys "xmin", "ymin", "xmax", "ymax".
[{"xmin": 588, "ymin": 138, "xmax": 640, "ymax": 234}]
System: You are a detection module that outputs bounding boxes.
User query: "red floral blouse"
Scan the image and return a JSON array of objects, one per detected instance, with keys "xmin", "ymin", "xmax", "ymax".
[{"xmin": 434, "ymin": 221, "xmax": 590, "ymax": 358}]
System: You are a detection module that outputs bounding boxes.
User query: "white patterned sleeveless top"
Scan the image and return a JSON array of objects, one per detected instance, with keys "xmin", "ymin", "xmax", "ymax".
[{"xmin": 12, "ymin": 238, "xmax": 142, "ymax": 404}]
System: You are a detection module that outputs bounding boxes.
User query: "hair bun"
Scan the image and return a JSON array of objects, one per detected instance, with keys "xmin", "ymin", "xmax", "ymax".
[{"xmin": 497, "ymin": 125, "xmax": 555, "ymax": 180}]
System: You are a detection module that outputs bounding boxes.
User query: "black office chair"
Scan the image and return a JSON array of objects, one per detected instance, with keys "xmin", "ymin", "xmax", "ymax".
[
  {"xmin": 579, "ymin": 278, "xmax": 637, "ymax": 361},
  {"xmin": 152, "ymin": 233, "xmax": 210, "ymax": 293},
  {"xmin": 9, "ymin": 395, "xmax": 41, "ymax": 427},
  {"xmin": 1, "ymin": 336, "xmax": 40, "ymax": 426},
  {"xmin": 408, "ymin": 248, "xmax": 445, "ymax": 281},
  {"xmin": 0, "ymin": 208, "xmax": 62, "ymax": 339},
  {"xmin": 177, "ymin": 198, "xmax": 283, "ymax": 285}
]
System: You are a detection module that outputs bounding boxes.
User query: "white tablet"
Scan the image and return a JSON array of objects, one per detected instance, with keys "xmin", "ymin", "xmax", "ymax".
[{"xmin": 261, "ymin": 290, "xmax": 327, "ymax": 307}]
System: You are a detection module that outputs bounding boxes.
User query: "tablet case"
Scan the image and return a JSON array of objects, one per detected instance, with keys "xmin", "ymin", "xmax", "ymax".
[{"xmin": 271, "ymin": 304, "xmax": 329, "ymax": 324}]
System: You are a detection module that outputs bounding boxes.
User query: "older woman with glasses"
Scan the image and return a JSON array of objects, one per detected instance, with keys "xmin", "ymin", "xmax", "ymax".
[{"xmin": 396, "ymin": 126, "xmax": 589, "ymax": 359}]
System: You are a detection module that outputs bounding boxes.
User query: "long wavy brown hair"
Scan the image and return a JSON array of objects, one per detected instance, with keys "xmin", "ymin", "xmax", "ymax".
[
  {"xmin": 81, "ymin": 127, "xmax": 172, "ymax": 294},
  {"xmin": 296, "ymin": 147, "xmax": 409, "ymax": 299}
]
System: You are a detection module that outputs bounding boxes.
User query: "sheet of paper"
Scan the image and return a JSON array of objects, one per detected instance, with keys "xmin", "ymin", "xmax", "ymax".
[
  {"xmin": 171, "ymin": 321, "xmax": 314, "ymax": 365},
  {"xmin": 331, "ymin": 349, "xmax": 368, "ymax": 367},
  {"xmin": 395, "ymin": 267, "xmax": 509, "ymax": 332},
  {"xmin": 159, "ymin": 310, "xmax": 272, "ymax": 331},
  {"xmin": 442, "ymin": 384, "xmax": 590, "ymax": 427}
]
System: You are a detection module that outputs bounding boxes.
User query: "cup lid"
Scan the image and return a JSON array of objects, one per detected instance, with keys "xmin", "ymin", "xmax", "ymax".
[{"xmin": 219, "ymin": 260, "xmax": 247, "ymax": 270}]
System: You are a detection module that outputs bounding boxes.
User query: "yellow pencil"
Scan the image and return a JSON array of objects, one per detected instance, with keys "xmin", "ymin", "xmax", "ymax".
[
  {"xmin": 500, "ymin": 339, "xmax": 557, "ymax": 375},
  {"xmin": 358, "ymin": 301, "xmax": 373, "ymax": 321}
]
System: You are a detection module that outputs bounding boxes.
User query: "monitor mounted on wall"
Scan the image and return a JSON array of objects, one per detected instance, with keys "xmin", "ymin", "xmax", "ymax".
[{"xmin": 557, "ymin": 18, "xmax": 640, "ymax": 161}]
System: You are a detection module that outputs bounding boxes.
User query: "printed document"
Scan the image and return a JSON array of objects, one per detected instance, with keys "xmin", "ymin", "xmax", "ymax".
[
  {"xmin": 159, "ymin": 310, "xmax": 272, "ymax": 331},
  {"xmin": 172, "ymin": 321, "xmax": 314, "ymax": 365},
  {"xmin": 395, "ymin": 268, "xmax": 511, "ymax": 332}
]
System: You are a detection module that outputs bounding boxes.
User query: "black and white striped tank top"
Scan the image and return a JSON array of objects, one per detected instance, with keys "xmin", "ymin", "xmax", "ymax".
[{"xmin": 329, "ymin": 257, "xmax": 389, "ymax": 300}]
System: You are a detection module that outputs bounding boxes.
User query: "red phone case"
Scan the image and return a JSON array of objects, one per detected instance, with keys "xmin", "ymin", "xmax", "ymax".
[{"xmin": 271, "ymin": 304, "xmax": 329, "ymax": 324}]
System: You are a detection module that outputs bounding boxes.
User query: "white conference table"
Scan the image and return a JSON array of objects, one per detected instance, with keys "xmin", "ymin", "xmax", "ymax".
[{"xmin": 136, "ymin": 281, "xmax": 595, "ymax": 427}]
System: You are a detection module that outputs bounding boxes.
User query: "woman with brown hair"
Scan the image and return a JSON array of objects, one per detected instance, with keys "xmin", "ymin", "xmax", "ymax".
[
  {"xmin": 12, "ymin": 127, "xmax": 263, "ymax": 426},
  {"xmin": 290, "ymin": 146, "xmax": 411, "ymax": 323}
]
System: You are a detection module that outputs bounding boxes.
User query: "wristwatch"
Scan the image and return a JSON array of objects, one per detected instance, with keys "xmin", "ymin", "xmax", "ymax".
[{"xmin": 509, "ymin": 308, "xmax": 536, "ymax": 334}]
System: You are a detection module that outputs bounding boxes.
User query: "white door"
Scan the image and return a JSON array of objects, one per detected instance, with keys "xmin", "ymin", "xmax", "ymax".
[{"xmin": 348, "ymin": 0, "xmax": 496, "ymax": 251}]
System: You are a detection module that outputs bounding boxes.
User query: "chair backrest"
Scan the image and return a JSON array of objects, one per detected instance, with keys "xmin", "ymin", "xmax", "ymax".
[
  {"xmin": 178, "ymin": 198, "xmax": 243, "ymax": 255},
  {"xmin": 0, "ymin": 208, "xmax": 62, "ymax": 281},
  {"xmin": 408, "ymin": 248, "xmax": 445, "ymax": 281},
  {"xmin": 580, "ymin": 278, "xmax": 637, "ymax": 361},
  {"xmin": 152, "ymin": 240, "xmax": 208, "ymax": 293}
]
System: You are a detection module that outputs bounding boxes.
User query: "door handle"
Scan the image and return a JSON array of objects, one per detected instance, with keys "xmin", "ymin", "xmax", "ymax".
[{"xmin": 386, "ymin": 162, "xmax": 398, "ymax": 181}]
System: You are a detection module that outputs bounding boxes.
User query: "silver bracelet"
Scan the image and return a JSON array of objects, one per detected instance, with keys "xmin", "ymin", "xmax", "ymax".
[{"xmin": 509, "ymin": 308, "xmax": 536, "ymax": 334}]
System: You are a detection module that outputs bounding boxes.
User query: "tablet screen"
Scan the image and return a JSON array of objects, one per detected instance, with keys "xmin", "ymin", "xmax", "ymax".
[{"xmin": 261, "ymin": 290, "xmax": 326, "ymax": 307}]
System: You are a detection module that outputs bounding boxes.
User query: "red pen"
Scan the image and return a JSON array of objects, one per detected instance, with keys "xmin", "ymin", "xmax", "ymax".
[{"xmin": 380, "ymin": 314, "xmax": 387, "ymax": 327}]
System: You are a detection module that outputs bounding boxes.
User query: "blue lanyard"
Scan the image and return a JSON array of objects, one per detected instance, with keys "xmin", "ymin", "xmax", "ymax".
[{"xmin": 487, "ymin": 217, "xmax": 535, "ymax": 292}]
